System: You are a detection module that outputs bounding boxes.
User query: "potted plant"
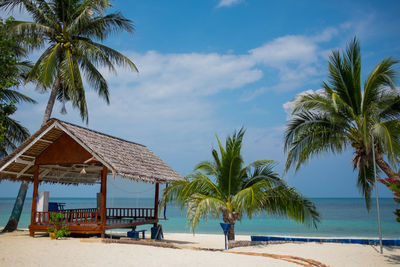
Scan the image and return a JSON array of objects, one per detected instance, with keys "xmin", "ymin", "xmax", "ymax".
[
  {"xmin": 47, "ymin": 226, "xmax": 57, "ymax": 240},
  {"xmin": 47, "ymin": 212, "xmax": 71, "ymax": 240}
]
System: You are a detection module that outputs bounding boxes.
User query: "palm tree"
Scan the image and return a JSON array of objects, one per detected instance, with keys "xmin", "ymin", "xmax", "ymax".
[
  {"xmin": 0, "ymin": 17, "xmax": 36, "ymax": 156},
  {"xmin": 1, "ymin": 0, "xmax": 138, "ymax": 124},
  {"xmin": 0, "ymin": 16, "xmax": 36, "ymax": 232},
  {"xmin": 0, "ymin": 0, "xmax": 138, "ymax": 231},
  {"xmin": 161, "ymin": 129, "xmax": 319, "ymax": 241},
  {"xmin": 284, "ymin": 37, "xmax": 400, "ymax": 209}
]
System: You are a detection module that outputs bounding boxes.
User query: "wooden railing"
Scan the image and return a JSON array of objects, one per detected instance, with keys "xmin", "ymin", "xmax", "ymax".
[
  {"xmin": 64, "ymin": 208, "xmax": 98, "ymax": 213},
  {"xmin": 33, "ymin": 208, "xmax": 155, "ymax": 225},
  {"xmin": 35, "ymin": 210, "xmax": 98, "ymax": 225},
  {"xmin": 106, "ymin": 208, "xmax": 155, "ymax": 219}
]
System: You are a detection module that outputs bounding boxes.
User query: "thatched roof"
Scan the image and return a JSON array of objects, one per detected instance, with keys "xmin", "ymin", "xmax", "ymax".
[{"xmin": 0, "ymin": 118, "xmax": 183, "ymax": 184}]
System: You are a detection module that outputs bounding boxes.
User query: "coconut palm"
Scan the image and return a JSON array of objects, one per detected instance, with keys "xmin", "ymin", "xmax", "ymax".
[
  {"xmin": 1, "ymin": 0, "xmax": 138, "ymax": 124},
  {"xmin": 0, "ymin": 0, "xmax": 138, "ymax": 232},
  {"xmin": 284, "ymin": 37, "xmax": 400, "ymax": 209},
  {"xmin": 161, "ymin": 128, "xmax": 319, "ymax": 241}
]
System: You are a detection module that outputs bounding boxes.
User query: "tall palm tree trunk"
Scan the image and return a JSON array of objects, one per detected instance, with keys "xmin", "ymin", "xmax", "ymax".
[
  {"xmin": 375, "ymin": 150, "xmax": 400, "ymax": 181},
  {"xmin": 42, "ymin": 77, "xmax": 60, "ymax": 125},
  {"xmin": 2, "ymin": 181, "xmax": 28, "ymax": 232},
  {"xmin": 2, "ymin": 78, "xmax": 59, "ymax": 232}
]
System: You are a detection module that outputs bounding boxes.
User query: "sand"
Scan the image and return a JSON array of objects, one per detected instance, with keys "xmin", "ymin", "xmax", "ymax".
[{"xmin": 0, "ymin": 230, "xmax": 398, "ymax": 267}]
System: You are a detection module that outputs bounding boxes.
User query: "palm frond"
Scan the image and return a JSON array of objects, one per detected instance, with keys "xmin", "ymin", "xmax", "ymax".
[
  {"xmin": 1, "ymin": 0, "xmax": 54, "ymax": 25},
  {"xmin": 284, "ymin": 111, "xmax": 348, "ymax": 172},
  {"xmin": 214, "ymin": 128, "xmax": 245, "ymax": 197},
  {"xmin": 79, "ymin": 56, "xmax": 109, "ymax": 103},
  {"xmin": 357, "ymin": 163, "xmax": 375, "ymax": 210},
  {"xmin": 241, "ymin": 160, "xmax": 281, "ymax": 189},
  {"xmin": 1, "ymin": 89, "xmax": 36, "ymax": 104},
  {"xmin": 1, "ymin": 116, "xmax": 29, "ymax": 148},
  {"xmin": 77, "ymin": 12, "xmax": 134, "ymax": 41},
  {"xmin": 326, "ymin": 38, "xmax": 362, "ymax": 115},
  {"xmin": 195, "ymin": 160, "xmax": 218, "ymax": 176},
  {"xmin": 378, "ymin": 93, "xmax": 400, "ymax": 122},
  {"xmin": 263, "ymin": 186, "xmax": 320, "ymax": 228},
  {"xmin": 159, "ymin": 178, "xmax": 191, "ymax": 210},
  {"xmin": 363, "ymin": 57, "xmax": 399, "ymax": 113},
  {"xmin": 186, "ymin": 194, "xmax": 226, "ymax": 232},
  {"xmin": 372, "ymin": 121, "xmax": 400, "ymax": 166},
  {"xmin": 89, "ymin": 41, "xmax": 138, "ymax": 72},
  {"xmin": 187, "ymin": 172, "xmax": 223, "ymax": 199},
  {"xmin": 233, "ymin": 179, "xmax": 271, "ymax": 219}
]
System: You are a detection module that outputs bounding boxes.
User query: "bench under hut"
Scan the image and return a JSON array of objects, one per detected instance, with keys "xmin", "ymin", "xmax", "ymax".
[{"xmin": 0, "ymin": 118, "xmax": 183, "ymax": 237}]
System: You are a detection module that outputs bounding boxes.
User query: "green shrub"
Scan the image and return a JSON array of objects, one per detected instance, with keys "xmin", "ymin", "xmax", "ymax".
[{"xmin": 47, "ymin": 212, "xmax": 71, "ymax": 239}]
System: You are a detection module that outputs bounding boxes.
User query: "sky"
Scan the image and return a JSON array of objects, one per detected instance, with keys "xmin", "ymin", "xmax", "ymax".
[{"xmin": 0, "ymin": 0, "xmax": 399, "ymax": 199}]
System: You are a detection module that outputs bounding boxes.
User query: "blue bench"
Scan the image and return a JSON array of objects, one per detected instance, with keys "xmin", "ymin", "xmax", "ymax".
[
  {"xmin": 48, "ymin": 202, "xmax": 66, "ymax": 212},
  {"xmin": 127, "ymin": 230, "xmax": 146, "ymax": 239}
]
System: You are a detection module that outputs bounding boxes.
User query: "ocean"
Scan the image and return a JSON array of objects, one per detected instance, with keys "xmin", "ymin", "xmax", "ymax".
[{"xmin": 0, "ymin": 197, "xmax": 399, "ymax": 238}]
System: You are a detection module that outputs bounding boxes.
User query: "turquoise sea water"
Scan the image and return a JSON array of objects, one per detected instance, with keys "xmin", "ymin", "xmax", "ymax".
[{"xmin": 0, "ymin": 197, "xmax": 399, "ymax": 238}]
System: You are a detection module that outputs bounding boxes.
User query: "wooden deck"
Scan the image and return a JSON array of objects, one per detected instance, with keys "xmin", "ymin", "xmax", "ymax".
[{"xmin": 29, "ymin": 207, "xmax": 158, "ymax": 236}]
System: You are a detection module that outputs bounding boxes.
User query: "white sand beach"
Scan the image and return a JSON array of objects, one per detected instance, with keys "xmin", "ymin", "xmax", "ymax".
[{"xmin": 0, "ymin": 230, "xmax": 398, "ymax": 267}]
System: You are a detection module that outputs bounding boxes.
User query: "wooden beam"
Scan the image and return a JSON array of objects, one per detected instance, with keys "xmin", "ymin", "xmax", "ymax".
[
  {"xmin": 101, "ymin": 166, "xmax": 107, "ymax": 238},
  {"xmin": 38, "ymin": 139, "xmax": 52, "ymax": 143},
  {"xmin": 154, "ymin": 183, "xmax": 159, "ymax": 226},
  {"xmin": 0, "ymin": 121, "xmax": 57, "ymax": 172},
  {"xmin": 20, "ymin": 155, "xmax": 35, "ymax": 159},
  {"xmin": 38, "ymin": 169, "xmax": 50, "ymax": 179},
  {"xmin": 30, "ymin": 165, "xmax": 39, "ymax": 237},
  {"xmin": 0, "ymin": 171, "xmax": 33, "ymax": 177},
  {"xmin": 15, "ymin": 158, "xmax": 34, "ymax": 165},
  {"xmin": 16, "ymin": 159, "xmax": 34, "ymax": 178}
]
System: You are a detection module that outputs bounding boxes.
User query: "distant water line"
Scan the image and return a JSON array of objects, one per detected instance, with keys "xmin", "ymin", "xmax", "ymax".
[{"xmin": 0, "ymin": 197, "xmax": 399, "ymax": 238}]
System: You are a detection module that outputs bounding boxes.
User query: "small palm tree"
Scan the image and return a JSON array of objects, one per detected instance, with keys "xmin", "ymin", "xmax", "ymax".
[
  {"xmin": 284, "ymin": 37, "xmax": 400, "ymax": 209},
  {"xmin": 161, "ymin": 129, "xmax": 319, "ymax": 240}
]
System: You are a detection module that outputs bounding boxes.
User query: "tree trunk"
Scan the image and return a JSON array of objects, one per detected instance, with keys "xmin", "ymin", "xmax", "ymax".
[
  {"xmin": 42, "ymin": 77, "xmax": 60, "ymax": 125},
  {"xmin": 222, "ymin": 208, "xmax": 236, "ymax": 241},
  {"xmin": 2, "ymin": 181, "xmax": 29, "ymax": 232},
  {"xmin": 375, "ymin": 150, "xmax": 400, "ymax": 181},
  {"xmin": 3, "ymin": 77, "xmax": 60, "ymax": 232}
]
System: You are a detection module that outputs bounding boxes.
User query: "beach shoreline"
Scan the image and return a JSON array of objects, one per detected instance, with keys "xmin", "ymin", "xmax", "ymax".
[{"xmin": 0, "ymin": 229, "xmax": 399, "ymax": 266}]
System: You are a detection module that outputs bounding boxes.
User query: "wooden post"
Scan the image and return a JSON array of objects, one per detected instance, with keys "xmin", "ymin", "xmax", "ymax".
[
  {"xmin": 29, "ymin": 165, "xmax": 39, "ymax": 237},
  {"xmin": 153, "ymin": 183, "xmax": 159, "ymax": 226},
  {"xmin": 100, "ymin": 166, "xmax": 107, "ymax": 238}
]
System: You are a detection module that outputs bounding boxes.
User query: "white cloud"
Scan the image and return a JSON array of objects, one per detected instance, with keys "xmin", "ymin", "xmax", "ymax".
[
  {"xmin": 13, "ymin": 27, "xmax": 342, "ymax": 175},
  {"xmin": 217, "ymin": 0, "xmax": 243, "ymax": 8},
  {"xmin": 282, "ymin": 89, "xmax": 325, "ymax": 118},
  {"xmin": 113, "ymin": 51, "xmax": 263, "ymax": 99},
  {"xmin": 311, "ymin": 27, "xmax": 339, "ymax": 43},
  {"xmin": 250, "ymin": 35, "xmax": 319, "ymax": 66}
]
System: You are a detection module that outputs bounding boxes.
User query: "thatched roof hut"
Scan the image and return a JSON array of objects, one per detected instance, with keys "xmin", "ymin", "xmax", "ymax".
[{"xmin": 0, "ymin": 118, "xmax": 183, "ymax": 184}]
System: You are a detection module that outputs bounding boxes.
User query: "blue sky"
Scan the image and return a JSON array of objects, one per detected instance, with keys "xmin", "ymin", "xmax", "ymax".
[{"xmin": 0, "ymin": 0, "xmax": 399, "ymax": 199}]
